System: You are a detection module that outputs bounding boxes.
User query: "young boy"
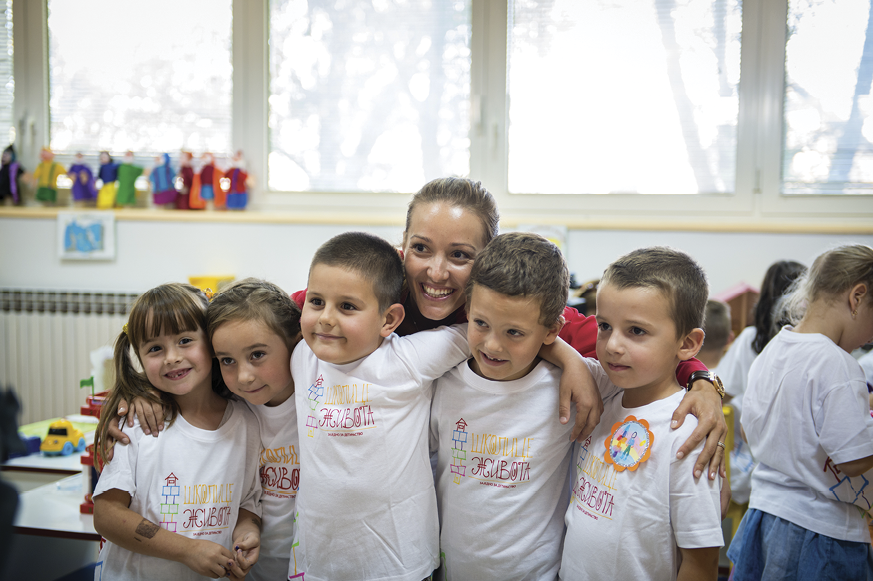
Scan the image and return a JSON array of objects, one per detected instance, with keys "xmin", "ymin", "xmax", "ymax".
[
  {"xmin": 560, "ymin": 247, "xmax": 723, "ymax": 580},
  {"xmin": 698, "ymin": 299, "xmax": 732, "ymax": 369},
  {"xmin": 430, "ymin": 232, "xmax": 618, "ymax": 580},
  {"xmin": 290, "ymin": 231, "xmax": 471, "ymax": 581}
]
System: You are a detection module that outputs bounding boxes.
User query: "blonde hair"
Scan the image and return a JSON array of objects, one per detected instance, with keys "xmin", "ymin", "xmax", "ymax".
[
  {"xmin": 96, "ymin": 283, "xmax": 223, "ymax": 468},
  {"xmin": 779, "ymin": 244, "xmax": 873, "ymax": 325},
  {"xmin": 207, "ymin": 278, "xmax": 301, "ymax": 351}
]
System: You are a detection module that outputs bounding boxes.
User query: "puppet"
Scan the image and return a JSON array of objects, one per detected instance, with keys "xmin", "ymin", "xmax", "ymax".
[
  {"xmin": 176, "ymin": 151, "xmax": 194, "ymax": 210},
  {"xmin": 225, "ymin": 150, "xmax": 253, "ymax": 210},
  {"xmin": 0, "ymin": 145, "xmax": 24, "ymax": 205},
  {"xmin": 190, "ymin": 152, "xmax": 225, "ymax": 209},
  {"xmin": 33, "ymin": 147, "xmax": 65, "ymax": 205},
  {"xmin": 149, "ymin": 153, "xmax": 177, "ymax": 207},
  {"xmin": 115, "ymin": 151, "xmax": 144, "ymax": 207},
  {"xmin": 68, "ymin": 153, "xmax": 98, "ymax": 204},
  {"xmin": 96, "ymin": 151, "xmax": 120, "ymax": 209}
]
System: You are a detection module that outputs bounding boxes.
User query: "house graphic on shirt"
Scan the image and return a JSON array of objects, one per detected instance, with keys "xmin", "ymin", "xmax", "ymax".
[
  {"xmin": 451, "ymin": 418, "xmax": 469, "ymax": 484},
  {"xmin": 306, "ymin": 375, "xmax": 325, "ymax": 437},
  {"xmin": 160, "ymin": 472, "xmax": 181, "ymax": 531}
]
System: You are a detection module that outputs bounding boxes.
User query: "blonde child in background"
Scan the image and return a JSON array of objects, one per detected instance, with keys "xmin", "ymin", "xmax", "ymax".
[
  {"xmin": 717, "ymin": 260, "xmax": 806, "ymax": 514},
  {"xmin": 430, "ymin": 232, "xmax": 618, "ymax": 580},
  {"xmin": 292, "ymin": 231, "xmax": 472, "ymax": 581},
  {"xmin": 560, "ymin": 247, "xmax": 723, "ymax": 581},
  {"xmin": 207, "ymin": 278, "xmax": 302, "ymax": 581},
  {"xmin": 92, "ymin": 283, "xmax": 262, "ymax": 581},
  {"xmin": 728, "ymin": 245, "xmax": 873, "ymax": 580},
  {"xmin": 698, "ymin": 299, "xmax": 732, "ymax": 369}
]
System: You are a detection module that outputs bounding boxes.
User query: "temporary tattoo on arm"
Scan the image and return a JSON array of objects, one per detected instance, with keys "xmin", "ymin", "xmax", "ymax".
[{"xmin": 135, "ymin": 518, "xmax": 160, "ymax": 539}]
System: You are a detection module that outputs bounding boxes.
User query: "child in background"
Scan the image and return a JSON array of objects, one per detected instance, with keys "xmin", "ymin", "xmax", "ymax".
[
  {"xmin": 561, "ymin": 247, "xmax": 723, "ymax": 580},
  {"xmin": 431, "ymin": 232, "xmax": 618, "ymax": 580},
  {"xmin": 92, "ymin": 283, "xmax": 263, "ymax": 581},
  {"xmin": 728, "ymin": 245, "xmax": 873, "ymax": 580},
  {"xmin": 698, "ymin": 299, "xmax": 732, "ymax": 369},
  {"xmin": 717, "ymin": 260, "xmax": 806, "ymax": 512},
  {"xmin": 292, "ymin": 231, "xmax": 471, "ymax": 581},
  {"xmin": 207, "ymin": 278, "xmax": 302, "ymax": 581}
]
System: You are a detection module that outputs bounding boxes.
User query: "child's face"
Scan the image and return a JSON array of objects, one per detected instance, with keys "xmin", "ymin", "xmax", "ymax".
[
  {"xmin": 402, "ymin": 202, "xmax": 487, "ymax": 322},
  {"xmin": 595, "ymin": 283, "xmax": 688, "ymax": 405},
  {"xmin": 212, "ymin": 319, "xmax": 295, "ymax": 407},
  {"xmin": 466, "ymin": 285, "xmax": 560, "ymax": 382},
  {"xmin": 301, "ymin": 264, "xmax": 390, "ymax": 365},
  {"xmin": 137, "ymin": 322, "xmax": 213, "ymax": 399}
]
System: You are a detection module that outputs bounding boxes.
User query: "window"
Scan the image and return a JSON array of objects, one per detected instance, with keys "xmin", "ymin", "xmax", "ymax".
[
  {"xmin": 0, "ymin": 0, "xmax": 12, "ymax": 145},
  {"xmin": 783, "ymin": 0, "xmax": 873, "ymax": 195},
  {"xmin": 268, "ymin": 0, "xmax": 471, "ymax": 193},
  {"xmin": 506, "ymin": 0, "xmax": 742, "ymax": 196},
  {"xmin": 47, "ymin": 0, "xmax": 232, "ymax": 156}
]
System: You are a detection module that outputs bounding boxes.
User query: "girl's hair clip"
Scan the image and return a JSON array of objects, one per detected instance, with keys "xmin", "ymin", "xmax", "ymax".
[
  {"xmin": 204, "ymin": 288, "xmax": 215, "ymax": 301},
  {"xmin": 122, "ymin": 323, "xmax": 129, "ymax": 335}
]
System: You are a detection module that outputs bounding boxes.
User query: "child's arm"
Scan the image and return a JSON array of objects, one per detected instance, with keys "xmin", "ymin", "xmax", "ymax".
[
  {"xmin": 539, "ymin": 338, "xmax": 604, "ymax": 442},
  {"xmin": 677, "ymin": 546, "xmax": 719, "ymax": 581},
  {"xmin": 837, "ymin": 454, "xmax": 873, "ymax": 477},
  {"xmin": 228, "ymin": 508, "xmax": 262, "ymax": 580},
  {"xmin": 93, "ymin": 489, "xmax": 236, "ymax": 577},
  {"xmin": 105, "ymin": 396, "xmax": 167, "ymax": 460}
]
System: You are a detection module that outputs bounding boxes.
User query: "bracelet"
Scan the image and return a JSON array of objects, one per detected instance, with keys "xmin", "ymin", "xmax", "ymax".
[{"xmin": 686, "ymin": 370, "xmax": 725, "ymax": 399}]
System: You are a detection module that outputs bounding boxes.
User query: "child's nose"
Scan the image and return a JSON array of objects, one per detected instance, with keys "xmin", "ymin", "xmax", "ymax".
[
  {"xmin": 165, "ymin": 346, "xmax": 182, "ymax": 363},
  {"xmin": 318, "ymin": 305, "xmax": 336, "ymax": 327},
  {"xmin": 238, "ymin": 366, "xmax": 255, "ymax": 385}
]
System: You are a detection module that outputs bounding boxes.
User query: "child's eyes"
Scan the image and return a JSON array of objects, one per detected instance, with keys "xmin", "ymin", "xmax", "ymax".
[
  {"xmin": 473, "ymin": 318, "xmax": 488, "ymax": 328},
  {"xmin": 597, "ymin": 322, "xmax": 610, "ymax": 332},
  {"xmin": 340, "ymin": 302, "xmax": 357, "ymax": 311},
  {"xmin": 309, "ymin": 298, "xmax": 324, "ymax": 307},
  {"xmin": 179, "ymin": 337, "xmax": 193, "ymax": 345},
  {"xmin": 251, "ymin": 351, "xmax": 266, "ymax": 361},
  {"xmin": 219, "ymin": 357, "xmax": 235, "ymax": 366},
  {"xmin": 630, "ymin": 326, "xmax": 646, "ymax": 336},
  {"xmin": 507, "ymin": 329, "xmax": 523, "ymax": 337},
  {"xmin": 146, "ymin": 345, "xmax": 161, "ymax": 353}
]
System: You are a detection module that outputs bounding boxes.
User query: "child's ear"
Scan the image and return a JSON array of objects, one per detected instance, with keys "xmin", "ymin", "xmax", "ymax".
[
  {"xmin": 380, "ymin": 303, "xmax": 406, "ymax": 338},
  {"xmin": 542, "ymin": 315, "xmax": 565, "ymax": 346},
  {"xmin": 850, "ymin": 283, "xmax": 869, "ymax": 313},
  {"xmin": 678, "ymin": 327, "xmax": 705, "ymax": 361}
]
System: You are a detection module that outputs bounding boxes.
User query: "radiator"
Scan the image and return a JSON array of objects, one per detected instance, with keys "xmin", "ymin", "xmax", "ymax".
[{"xmin": 0, "ymin": 290, "xmax": 138, "ymax": 426}]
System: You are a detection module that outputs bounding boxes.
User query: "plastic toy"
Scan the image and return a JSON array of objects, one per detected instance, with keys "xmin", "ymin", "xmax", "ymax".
[
  {"xmin": 116, "ymin": 151, "xmax": 145, "ymax": 207},
  {"xmin": 96, "ymin": 151, "xmax": 120, "ymax": 209},
  {"xmin": 176, "ymin": 151, "xmax": 194, "ymax": 210},
  {"xmin": 225, "ymin": 150, "xmax": 252, "ymax": 210},
  {"xmin": 33, "ymin": 147, "xmax": 65, "ymax": 205},
  {"xmin": 68, "ymin": 152, "xmax": 98, "ymax": 204},
  {"xmin": 190, "ymin": 152, "xmax": 225, "ymax": 209},
  {"xmin": 150, "ymin": 153, "xmax": 178, "ymax": 207},
  {"xmin": 40, "ymin": 419, "xmax": 87, "ymax": 456},
  {"xmin": 0, "ymin": 145, "xmax": 24, "ymax": 205}
]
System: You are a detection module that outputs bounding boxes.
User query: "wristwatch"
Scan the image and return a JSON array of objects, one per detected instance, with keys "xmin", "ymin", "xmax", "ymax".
[{"xmin": 686, "ymin": 370, "xmax": 725, "ymax": 399}]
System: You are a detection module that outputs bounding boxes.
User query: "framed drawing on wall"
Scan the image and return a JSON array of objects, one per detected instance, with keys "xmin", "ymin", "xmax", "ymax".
[{"xmin": 57, "ymin": 212, "xmax": 116, "ymax": 260}]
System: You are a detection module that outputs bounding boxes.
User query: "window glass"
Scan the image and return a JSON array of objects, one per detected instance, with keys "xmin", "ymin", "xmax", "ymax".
[
  {"xmin": 783, "ymin": 0, "xmax": 873, "ymax": 195},
  {"xmin": 268, "ymin": 0, "xmax": 471, "ymax": 192},
  {"xmin": 507, "ymin": 0, "xmax": 741, "ymax": 195},
  {"xmin": 47, "ymin": 0, "xmax": 232, "ymax": 156},
  {"xmin": 1, "ymin": 0, "xmax": 13, "ymax": 145}
]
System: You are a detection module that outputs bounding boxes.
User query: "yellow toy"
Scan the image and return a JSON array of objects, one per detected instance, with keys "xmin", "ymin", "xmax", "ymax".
[
  {"xmin": 33, "ymin": 147, "xmax": 65, "ymax": 205},
  {"xmin": 40, "ymin": 419, "xmax": 87, "ymax": 456}
]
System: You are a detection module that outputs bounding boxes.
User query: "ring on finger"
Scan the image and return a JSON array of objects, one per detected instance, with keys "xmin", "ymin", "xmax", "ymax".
[{"xmin": 716, "ymin": 441, "xmax": 726, "ymax": 450}]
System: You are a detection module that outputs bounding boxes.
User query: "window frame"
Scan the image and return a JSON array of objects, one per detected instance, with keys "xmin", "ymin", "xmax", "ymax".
[{"xmin": 11, "ymin": 0, "xmax": 873, "ymax": 226}]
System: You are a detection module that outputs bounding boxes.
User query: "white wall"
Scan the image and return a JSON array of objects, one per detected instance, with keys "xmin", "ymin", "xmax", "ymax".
[{"xmin": 2, "ymin": 216, "xmax": 871, "ymax": 296}]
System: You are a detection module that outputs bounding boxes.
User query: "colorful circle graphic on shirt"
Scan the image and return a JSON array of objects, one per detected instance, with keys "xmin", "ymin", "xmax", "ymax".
[{"xmin": 603, "ymin": 415, "xmax": 654, "ymax": 472}]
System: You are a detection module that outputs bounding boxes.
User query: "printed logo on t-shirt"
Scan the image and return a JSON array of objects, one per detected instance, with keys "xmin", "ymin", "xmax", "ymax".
[
  {"xmin": 260, "ymin": 445, "xmax": 300, "ymax": 499},
  {"xmin": 305, "ymin": 375, "xmax": 324, "ymax": 437},
  {"xmin": 159, "ymin": 472, "xmax": 237, "ymax": 537},
  {"xmin": 449, "ymin": 417, "xmax": 533, "ymax": 489},
  {"xmin": 824, "ymin": 456, "xmax": 873, "ymax": 515},
  {"xmin": 318, "ymin": 380, "xmax": 376, "ymax": 435},
  {"xmin": 572, "ymin": 436, "xmax": 618, "ymax": 522},
  {"xmin": 604, "ymin": 415, "xmax": 654, "ymax": 472}
]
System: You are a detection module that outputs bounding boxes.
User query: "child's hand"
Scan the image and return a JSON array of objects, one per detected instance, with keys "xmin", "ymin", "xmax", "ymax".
[
  {"xmin": 228, "ymin": 531, "xmax": 261, "ymax": 579},
  {"xmin": 181, "ymin": 538, "xmax": 236, "ymax": 578},
  {"xmin": 128, "ymin": 395, "xmax": 166, "ymax": 436}
]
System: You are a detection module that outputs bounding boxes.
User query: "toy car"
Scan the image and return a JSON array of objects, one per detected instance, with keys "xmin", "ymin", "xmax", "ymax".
[{"xmin": 40, "ymin": 419, "xmax": 87, "ymax": 456}]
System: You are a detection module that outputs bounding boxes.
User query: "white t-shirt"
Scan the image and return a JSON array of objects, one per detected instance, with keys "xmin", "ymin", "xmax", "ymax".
[
  {"xmin": 715, "ymin": 325, "xmax": 759, "ymax": 503},
  {"xmin": 246, "ymin": 395, "xmax": 299, "ymax": 581},
  {"xmin": 858, "ymin": 348, "xmax": 873, "ymax": 385},
  {"xmin": 431, "ymin": 358, "xmax": 617, "ymax": 581},
  {"xmin": 560, "ymin": 390, "xmax": 723, "ymax": 581},
  {"xmin": 743, "ymin": 327, "xmax": 873, "ymax": 542},
  {"xmin": 291, "ymin": 325, "xmax": 469, "ymax": 581},
  {"xmin": 94, "ymin": 399, "xmax": 262, "ymax": 581}
]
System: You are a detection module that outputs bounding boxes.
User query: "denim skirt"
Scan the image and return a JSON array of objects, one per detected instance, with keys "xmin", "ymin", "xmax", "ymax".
[{"xmin": 727, "ymin": 508, "xmax": 873, "ymax": 581}]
